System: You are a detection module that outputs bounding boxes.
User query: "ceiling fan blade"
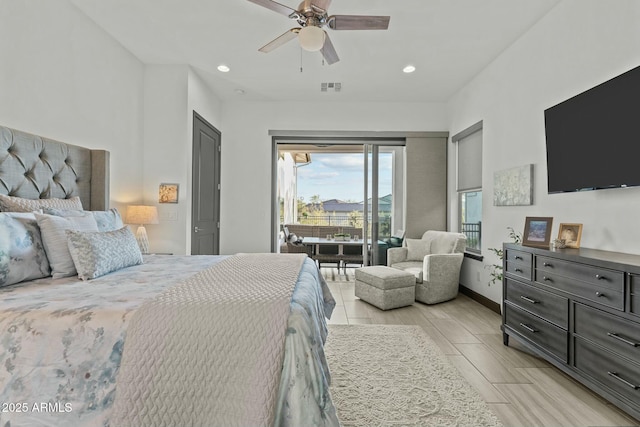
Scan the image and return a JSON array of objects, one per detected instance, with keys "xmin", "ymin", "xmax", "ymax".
[
  {"xmin": 259, "ymin": 28, "xmax": 300, "ymax": 52},
  {"xmin": 311, "ymin": 0, "xmax": 331, "ymax": 12},
  {"xmin": 328, "ymin": 15, "xmax": 390, "ymax": 30},
  {"xmin": 247, "ymin": 0, "xmax": 298, "ymax": 17},
  {"xmin": 320, "ymin": 32, "xmax": 339, "ymax": 65}
]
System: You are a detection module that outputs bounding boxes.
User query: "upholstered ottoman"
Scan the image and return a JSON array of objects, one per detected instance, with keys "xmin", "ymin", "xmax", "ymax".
[{"xmin": 354, "ymin": 266, "xmax": 416, "ymax": 310}]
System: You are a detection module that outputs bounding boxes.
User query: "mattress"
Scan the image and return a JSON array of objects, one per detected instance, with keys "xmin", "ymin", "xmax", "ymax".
[{"xmin": 0, "ymin": 254, "xmax": 338, "ymax": 426}]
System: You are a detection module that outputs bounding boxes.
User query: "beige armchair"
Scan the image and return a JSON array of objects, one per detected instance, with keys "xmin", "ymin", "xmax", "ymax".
[{"xmin": 387, "ymin": 230, "xmax": 467, "ymax": 304}]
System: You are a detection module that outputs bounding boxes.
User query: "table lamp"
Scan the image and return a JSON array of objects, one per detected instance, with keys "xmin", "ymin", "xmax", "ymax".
[{"xmin": 125, "ymin": 205, "xmax": 159, "ymax": 254}]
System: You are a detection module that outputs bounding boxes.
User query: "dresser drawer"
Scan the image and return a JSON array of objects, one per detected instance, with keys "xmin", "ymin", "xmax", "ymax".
[
  {"xmin": 534, "ymin": 270, "xmax": 624, "ymax": 311},
  {"xmin": 631, "ymin": 294, "xmax": 640, "ymax": 318},
  {"xmin": 505, "ymin": 248, "xmax": 532, "ymax": 265},
  {"xmin": 505, "ymin": 248, "xmax": 532, "ymax": 281},
  {"xmin": 574, "ymin": 303, "xmax": 640, "ymax": 363},
  {"xmin": 505, "ymin": 278, "xmax": 568, "ymax": 328},
  {"xmin": 504, "ymin": 304, "xmax": 568, "ymax": 362},
  {"xmin": 536, "ymin": 256, "xmax": 624, "ymax": 290},
  {"xmin": 574, "ymin": 337, "xmax": 640, "ymax": 405},
  {"xmin": 631, "ymin": 275, "xmax": 640, "ymax": 317},
  {"xmin": 505, "ymin": 261, "xmax": 532, "ymax": 281}
]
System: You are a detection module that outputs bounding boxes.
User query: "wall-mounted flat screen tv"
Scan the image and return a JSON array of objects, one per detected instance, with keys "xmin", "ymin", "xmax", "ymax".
[{"xmin": 544, "ymin": 65, "xmax": 640, "ymax": 194}]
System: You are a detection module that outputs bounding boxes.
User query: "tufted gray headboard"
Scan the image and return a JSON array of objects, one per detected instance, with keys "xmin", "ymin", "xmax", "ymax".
[{"xmin": 0, "ymin": 126, "xmax": 110, "ymax": 211}]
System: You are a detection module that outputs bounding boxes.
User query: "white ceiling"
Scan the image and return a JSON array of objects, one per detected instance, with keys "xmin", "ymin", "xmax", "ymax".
[{"xmin": 71, "ymin": 0, "xmax": 560, "ymax": 102}]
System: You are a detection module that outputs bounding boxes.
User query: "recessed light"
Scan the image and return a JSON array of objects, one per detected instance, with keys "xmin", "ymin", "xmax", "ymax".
[
  {"xmin": 403, "ymin": 65, "xmax": 416, "ymax": 73},
  {"xmin": 217, "ymin": 64, "xmax": 230, "ymax": 73}
]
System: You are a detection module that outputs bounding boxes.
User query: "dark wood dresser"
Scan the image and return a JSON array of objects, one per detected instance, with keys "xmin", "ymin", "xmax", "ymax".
[{"xmin": 502, "ymin": 243, "xmax": 640, "ymax": 420}]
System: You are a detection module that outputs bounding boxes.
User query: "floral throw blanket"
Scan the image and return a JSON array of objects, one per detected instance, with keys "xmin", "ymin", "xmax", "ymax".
[{"xmin": 0, "ymin": 254, "xmax": 339, "ymax": 427}]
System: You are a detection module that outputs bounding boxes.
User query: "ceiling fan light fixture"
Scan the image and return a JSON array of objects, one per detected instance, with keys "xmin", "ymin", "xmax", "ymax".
[{"xmin": 298, "ymin": 25, "xmax": 325, "ymax": 52}]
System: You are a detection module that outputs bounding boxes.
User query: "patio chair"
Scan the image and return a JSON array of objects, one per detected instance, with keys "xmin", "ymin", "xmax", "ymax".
[
  {"xmin": 340, "ymin": 244, "xmax": 364, "ymax": 273},
  {"xmin": 285, "ymin": 241, "xmax": 313, "ymax": 256},
  {"xmin": 313, "ymin": 244, "xmax": 341, "ymax": 270}
]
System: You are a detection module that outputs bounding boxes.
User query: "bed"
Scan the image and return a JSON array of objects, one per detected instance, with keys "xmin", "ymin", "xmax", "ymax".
[{"xmin": 0, "ymin": 126, "xmax": 340, "ymax": 426}]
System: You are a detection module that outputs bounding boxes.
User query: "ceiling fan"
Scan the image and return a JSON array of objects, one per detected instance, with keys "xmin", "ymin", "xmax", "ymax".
[{"xmin": 247, "ymin": 0, "xmax": 390, "ymax": 65}]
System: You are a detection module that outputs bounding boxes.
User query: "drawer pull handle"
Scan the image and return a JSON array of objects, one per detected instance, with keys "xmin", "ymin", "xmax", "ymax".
[
  {"xmin": 519, "ymin": 323, "xmax": 538, "ymax": 333},
  {"xmin": 595, "ymin": 274, "xmax": 606, "ymax": 280},
  {"xmin": 542, "ymin": 276, "xmax": 551, "ymax": 282},
  {"xmin": 520, "ymin": 295, "xmax": 539, "ymax": 304},
  {"xmin": 515, "ymin": 256, "xmax": 523, "ymax": 260},
  {"xmin": 595, "ymin": 291, "xmax": 606, "ymax": 298},
  {"xmin": 607, "ymin": 332, "xmax": 640, "ymax": 347},
  {"xmin": 515, "ymin": 268, "xmax": 523, "ymax": 273},
  {"xmin": 543, "ymin": 262, "xmax": 552, "ymax": 267},
  {"xmin": 607, "ymin": 371, "xmax": 639, "ymax": 390}
]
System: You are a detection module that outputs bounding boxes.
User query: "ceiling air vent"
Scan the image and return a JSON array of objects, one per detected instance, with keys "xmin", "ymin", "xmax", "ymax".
[{"xmin": 321, "ymin": 82, "xmax": 342, "ymax": 92}]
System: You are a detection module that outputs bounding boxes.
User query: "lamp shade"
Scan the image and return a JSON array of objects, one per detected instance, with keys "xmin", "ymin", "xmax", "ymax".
[
  {"xmin": 125, "ymin": 205, "xmax": 159, "ymax": 225},
  {"xmin": 298, "ymin": 26, "xmax": 325, "ymax": 52}
]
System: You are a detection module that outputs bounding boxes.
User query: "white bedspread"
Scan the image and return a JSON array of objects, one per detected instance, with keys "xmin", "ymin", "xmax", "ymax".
[{"xmin": 111, "ymin": 253, "xmax": 305, "ymax": 426}]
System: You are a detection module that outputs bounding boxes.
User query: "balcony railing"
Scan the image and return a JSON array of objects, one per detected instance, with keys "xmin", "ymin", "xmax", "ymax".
[
  {"xmin": 281, "ymin": 214, "xmax": 393, "ymax": 239},
  {"xmin": 461, "ymin": 221, "xmax": 481, "ymax": 251}
]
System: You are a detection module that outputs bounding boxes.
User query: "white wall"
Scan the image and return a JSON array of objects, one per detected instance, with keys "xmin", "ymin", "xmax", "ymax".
[
  {"xmin": 447, "ymin": 0, "xmax": 640, "ymax": 303},
  {"xmin": 219, "ymin": 101, "xmax": 448, "ymax": 254},
  {"xmin": 140, "ymin": 66, "xmax": 223, "ymax": 255},
  {"xmin": 0, "ymin": 0, "xmax": 145, "ymax": 211},
  {"xmin": 141, "ymin": 65, "xmax": 189, "ymax": 253}
]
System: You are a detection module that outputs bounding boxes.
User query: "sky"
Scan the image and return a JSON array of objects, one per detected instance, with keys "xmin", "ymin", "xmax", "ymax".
[{"xmin": 296, "ymin": 152, "xmax": 393, "ymax": 203}]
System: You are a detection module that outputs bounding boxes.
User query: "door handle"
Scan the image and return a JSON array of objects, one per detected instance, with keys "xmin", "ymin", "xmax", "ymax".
[{"xmin": 194, "ymin": 226, "xmax": 201, "ymax": 233}]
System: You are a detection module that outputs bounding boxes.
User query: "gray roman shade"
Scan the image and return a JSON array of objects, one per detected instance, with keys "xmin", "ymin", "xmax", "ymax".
[{"xmin": 453, "ymin": 121, "xmax": 483, "ymax": 192}]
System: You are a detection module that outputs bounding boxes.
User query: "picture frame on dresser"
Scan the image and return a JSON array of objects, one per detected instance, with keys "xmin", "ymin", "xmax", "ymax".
[
  {"xmin": 558, "ymin": 223, "xmax": 583, "ymax": 248},
  {"xmin": 522, "ymin": 216, "xmax": 553, "ymax": 248}
]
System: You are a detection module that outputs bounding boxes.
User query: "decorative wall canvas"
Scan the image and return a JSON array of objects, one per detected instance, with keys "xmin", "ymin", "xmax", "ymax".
[
  {"xmin": 159, "ymin": 183, "xmax": 179, "ymax": 203},
  {"xmin": 493, "ymin": 164, "xmax": 534, "ymax": 206}
]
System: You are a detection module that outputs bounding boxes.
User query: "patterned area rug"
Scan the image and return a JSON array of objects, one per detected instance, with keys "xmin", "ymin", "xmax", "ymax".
[{"xmin": 325, "ymin": 324, "xmax": 503, "ymax": 427}]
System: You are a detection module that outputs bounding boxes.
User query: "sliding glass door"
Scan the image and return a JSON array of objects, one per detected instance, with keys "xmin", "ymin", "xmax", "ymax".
[
  {"xmin": 364, "ymin": 144, "xmax": 403, "ymax": 265},
  {"xmin": 273, "ymin": 137, "xmax": 405, "ymax": 268}
]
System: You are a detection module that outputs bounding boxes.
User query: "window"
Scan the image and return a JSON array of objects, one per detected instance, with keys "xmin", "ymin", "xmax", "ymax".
[
  {"xmin": 459, "ymin": 191, "xmax": 482, "ymax": 252},
  {"xmin": 453, "ymin": 121, "xmax": 483, "ymax": 253}
]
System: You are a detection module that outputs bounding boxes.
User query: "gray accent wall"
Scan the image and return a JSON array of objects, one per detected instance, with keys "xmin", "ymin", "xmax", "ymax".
[{"xmin": 405, "ymin": 136, "xmax": 447, "ymax": 238}]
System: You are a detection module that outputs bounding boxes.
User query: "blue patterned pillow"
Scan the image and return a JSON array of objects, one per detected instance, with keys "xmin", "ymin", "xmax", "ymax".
[
  {"xmin": 66, "ymin": 226, "xmax": 143, "ymax": 280},
  {"xmin": 43, "ymin": 208, "xmax": 124, "ymax": 232},
  {"xmin": 0, "ymin": 212, "xmax": 51, "ymax": 287}
]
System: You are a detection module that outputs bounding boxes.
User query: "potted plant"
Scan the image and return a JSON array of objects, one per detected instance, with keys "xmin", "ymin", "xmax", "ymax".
[
  {"xmin": 333, "ymin": 233, "xmax": 351, "ymax": 241},
  {"xmin": 486, "ymin": 227, "xmax": 522, "ymax": 286}
]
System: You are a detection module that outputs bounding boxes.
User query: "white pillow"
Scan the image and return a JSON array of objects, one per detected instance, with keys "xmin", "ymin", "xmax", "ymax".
[
  {"xmin": 43, "ymin": 207, "xmax": 124, "ymax": 232},
  {"xmin": 0, "ymin": 194, "xmax": 83, "ymax": 212},
  {"xmin": 35, "ymin": 213, "xmax": 99, "ymax": 279},
  {"xmin": 66, "ymin": 227, "xmax": 143, "ymax": 280},
  {"xmin": 405, "ymin": 238, "xmax": 431, "ymax": 261}
]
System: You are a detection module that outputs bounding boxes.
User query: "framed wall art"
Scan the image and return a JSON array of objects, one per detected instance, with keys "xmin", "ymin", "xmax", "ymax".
[
  {"xmin": 558, "ymin": 223, "xmax": 583, "ymax": 248},
  {"xmin": 522, "ymin": 216, "xmax": 553, "ymax": 248},
  {"xmin": 493, "ymin": 164, "xmax": 534, "ymax": 206},
  {"xmin": 159, "ymin": 183, "xmax": 179, "ymax": 204}
]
